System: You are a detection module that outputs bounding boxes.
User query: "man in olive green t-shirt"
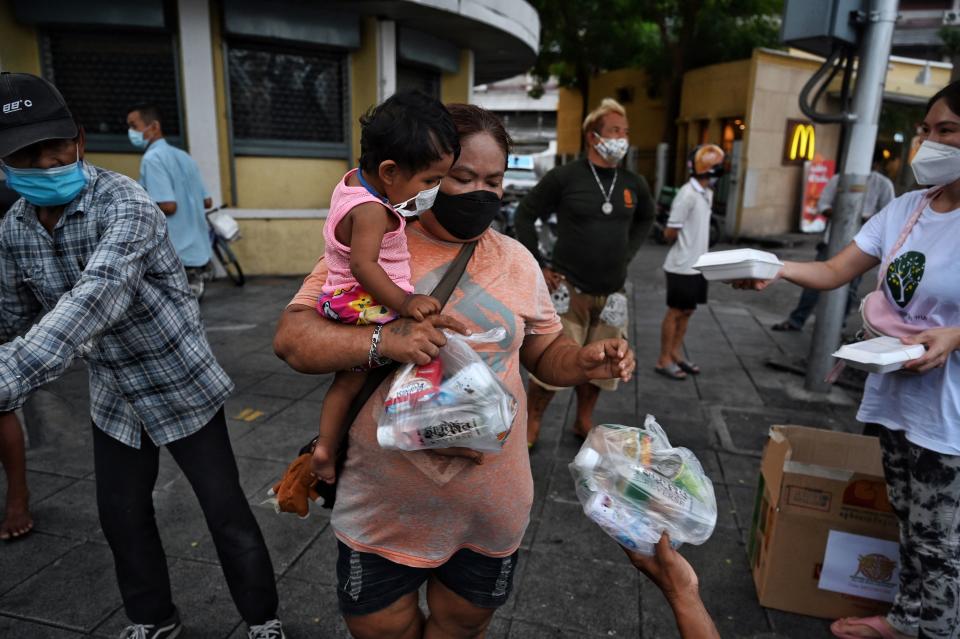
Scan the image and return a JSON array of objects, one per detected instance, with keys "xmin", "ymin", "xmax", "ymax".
[{"xmin": 515, "ymin": 98, "xmax": 654, "ymax": 447}]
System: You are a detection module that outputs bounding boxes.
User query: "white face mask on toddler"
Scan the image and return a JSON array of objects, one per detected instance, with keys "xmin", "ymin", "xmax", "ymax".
[
  {"xmin": 392, "ymin": 183, "xmax": 441, "ymax": 216},
  {"xmin": 911, "ymin": 140, "xmax": 960, "ymax": 186}
]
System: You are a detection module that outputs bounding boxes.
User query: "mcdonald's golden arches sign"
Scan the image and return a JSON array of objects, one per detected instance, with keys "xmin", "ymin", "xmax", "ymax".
[{"xmin": 783, "ymin": 119, "xmax": 816, "ymax": 165}]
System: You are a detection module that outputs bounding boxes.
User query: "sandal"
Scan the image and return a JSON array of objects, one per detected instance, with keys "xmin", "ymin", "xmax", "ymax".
[
  {"xmin": 830, "ymin": 616, "xmax": 906, "ymax": 639},
  {"xmin": 677, "ymin": 361, "xmax": 700, "ymax": 375},
  {"xmin": 654, "ymin": 363, "xmax": 687, "ymax": 380}
]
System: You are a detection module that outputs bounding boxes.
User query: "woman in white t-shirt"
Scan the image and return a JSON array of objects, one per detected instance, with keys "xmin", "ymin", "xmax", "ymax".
[{"xmin": 738, "ymin": 81, "xmax": 960, "ymax": 639}]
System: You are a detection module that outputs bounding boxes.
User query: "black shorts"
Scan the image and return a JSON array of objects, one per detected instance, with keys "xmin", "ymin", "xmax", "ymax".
[
  {"xmin": 336, "ymin": 540, "xmax": 519, "ymax": 616},
  {"xmin": 665, "ymin": 272, "xmax": 708, "ymax": 310}
]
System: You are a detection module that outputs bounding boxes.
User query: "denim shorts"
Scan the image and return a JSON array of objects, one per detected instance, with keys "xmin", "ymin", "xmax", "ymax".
[{"xmin": 335, "ymin": 540, "xmax": 519, "ymax": 616}]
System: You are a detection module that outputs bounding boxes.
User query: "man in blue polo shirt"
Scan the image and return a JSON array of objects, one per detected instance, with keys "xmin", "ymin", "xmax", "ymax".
[{"xmin": 127, "ymin": 104, "xmax": 213, "ymax": 296}]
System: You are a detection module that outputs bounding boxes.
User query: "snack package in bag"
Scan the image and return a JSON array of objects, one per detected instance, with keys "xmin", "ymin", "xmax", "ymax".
[
  {"xmin": 570, "ymin": 415, "xmax": 717, "ymax": 555},
  {"xmin": 377, "ymin": 328, "xmax": 518, "ymax": 452}
]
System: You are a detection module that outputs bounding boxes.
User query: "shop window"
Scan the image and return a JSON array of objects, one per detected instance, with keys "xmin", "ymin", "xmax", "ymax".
[
  {"xmin": 227, "ymin": 39, "xmax": 348, "ymax": 157},
  {"xmin": 41, "ymin": 29, "xmax": 182, "ymax": 152},
  {"xmin": 397, "ymin": 64, "xmax": 441, "ymax": 100}
]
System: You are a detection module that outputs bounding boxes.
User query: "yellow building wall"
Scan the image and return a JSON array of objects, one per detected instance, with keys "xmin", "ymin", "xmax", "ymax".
[
  {"xmin": 882, "ymin": 59, "xmax": 952, "ymax": 101},
  {"xmin": 234, "ymin": 157, "xmax": 346, "ymax": 209},
  {"xmin": 85, "ymin": 153, "xmax": 142, "ymax": 179},
  {"xmin": 441, "ymin": 50, "xmax": 472, "ymax": 104},
  {"xmin": 556, "ymin": 87, "xmax": 584, "ymax": 156},
  {"xmin": 0, "ymin": 1, "xmax": 39, "ymax": 74},
  {"xmin": 210, "ymin": 0, "xmax": 233, "ymax": 205},
  {"xmin": 231, "ymin": 218, "xmax": 326, "ymax": 276},
  {"xmin": 679, "ymin": 59, "xmax": 752, "ymax": 123},
  {"xmin": 350, "ymin": 17, "xmax": 380, "ymax": 166},
  {"xmin": 738, "ymin": 50, "xmax": 841, "ymax": 236}
]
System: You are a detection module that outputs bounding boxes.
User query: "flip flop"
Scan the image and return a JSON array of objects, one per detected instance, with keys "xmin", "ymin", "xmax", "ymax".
[
  {"xmin": 830, "ymin": 616, "xmax": 903, "ymax": 639},
  {"xmin": 654, "ymin": 363, "xmax": 687, "ymax": 380},
  {"xmin": 677, "ymin": 361, "xmax": 701, "ymax": 375}
]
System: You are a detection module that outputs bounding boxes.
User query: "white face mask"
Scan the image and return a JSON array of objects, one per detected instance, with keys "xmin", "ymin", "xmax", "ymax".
[
  {"xmin": 593, "ymin": 135, "xmax": 629, "ymax": 164},
  {"xmin": 392, "ymin": 183, "xmax": 441, "ymax": 217},
  {"xmin": 911, "ymin": 140, "xmax": 960, "ymax": 186}
]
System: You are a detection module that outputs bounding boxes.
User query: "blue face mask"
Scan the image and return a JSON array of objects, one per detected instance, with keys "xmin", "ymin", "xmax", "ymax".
[
  {"xmin": 128, "ymin": 128, "xmax": 148, "ymax": 150},
  {"xmin": 2, "ymin": 148, "xmax": 88, "ymax": 207}
]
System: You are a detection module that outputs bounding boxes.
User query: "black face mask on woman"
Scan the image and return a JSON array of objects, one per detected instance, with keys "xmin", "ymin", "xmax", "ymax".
[{"xmin": 431, "ymin": 189, "xmax": 502, "ymax": 240}]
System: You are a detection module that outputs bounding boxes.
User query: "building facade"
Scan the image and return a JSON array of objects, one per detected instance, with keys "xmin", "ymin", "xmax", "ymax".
[
  {"xmin": 0, "ymin": 0, "xmax": 538, "ymax": 274},
  {"xmin": 556, "ymin": 48, "xmax": 952, "ymax": 238}
]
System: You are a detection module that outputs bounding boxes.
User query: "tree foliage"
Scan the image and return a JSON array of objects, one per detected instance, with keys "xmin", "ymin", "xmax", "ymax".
[{"xmin": 529, "ymin": 0, "xmax": 784, "ymax": 156}]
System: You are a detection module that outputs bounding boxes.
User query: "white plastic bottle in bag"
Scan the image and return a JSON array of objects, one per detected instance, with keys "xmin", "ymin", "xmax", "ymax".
[
  {"xmin": 376, "ymin": 402, "xmax": 511, "ymax": 451},
  {"xmin": 583, "ymin": 491, "xmax": 663, "ymax": 555}
]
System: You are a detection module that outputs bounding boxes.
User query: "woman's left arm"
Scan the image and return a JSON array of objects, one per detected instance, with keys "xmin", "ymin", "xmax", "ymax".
[
  {"xmin": 520, "ymin": 331, "xmax": 636, "ymax": 387},
  {"xmin": 901, "ymin": 328, "xmax": 960, "ymax": 373}
]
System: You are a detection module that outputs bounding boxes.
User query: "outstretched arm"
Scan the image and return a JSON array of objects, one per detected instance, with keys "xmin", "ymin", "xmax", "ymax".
[
  {"xmin": 0, "ymin": 199, "xmax": 160, "ymax": 411},
  {"xmin": 733, "ymin": 241, "xmax": 879, "ymax": 292},
  {"xmin": 624, "ymin": 535, "xmax": 721, "ymax": 639},
  {"xmin": 520, "ymin": 331, "xmax": 635, "ymax": 387}
]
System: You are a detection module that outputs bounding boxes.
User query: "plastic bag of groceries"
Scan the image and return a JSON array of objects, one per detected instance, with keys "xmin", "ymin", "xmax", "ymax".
[
  {"xmin": 377, "ymin": 328, "xmax": 518, "ymax": 452},
  {"xmin": 569, "ymin": 415, "xmax": 717, "ymax": 555}
]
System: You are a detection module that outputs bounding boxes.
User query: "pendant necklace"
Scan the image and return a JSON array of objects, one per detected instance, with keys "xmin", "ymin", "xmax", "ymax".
[{"xmin": 589, "ymin": 161, "xmax": 617, "ymax": 215}]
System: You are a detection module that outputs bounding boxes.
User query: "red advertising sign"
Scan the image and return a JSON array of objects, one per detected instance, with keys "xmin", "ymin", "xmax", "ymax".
[{"xmin": 801, "ymin": 157, "xmax": 835, "ymax": 233}]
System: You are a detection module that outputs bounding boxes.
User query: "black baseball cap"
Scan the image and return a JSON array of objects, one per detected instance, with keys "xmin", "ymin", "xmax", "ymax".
[{"xmin": 0, "ymin": 72, "xmax": 78, "ymax": 158}]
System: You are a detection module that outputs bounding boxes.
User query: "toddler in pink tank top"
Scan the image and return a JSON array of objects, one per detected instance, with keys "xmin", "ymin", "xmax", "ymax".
[{"xmin": 312, "ymin": 92, "xmax": 461, "ymax": 483}]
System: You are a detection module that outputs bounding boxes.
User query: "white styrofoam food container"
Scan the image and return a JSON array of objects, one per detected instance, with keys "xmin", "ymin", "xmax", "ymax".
[
  {"xmin": 832, "ymin": 336, "xmax": 926, "ymax": 374},
  {"xmin": 691, "ymin": 249, "xmax": 783, "ymax": 281}
]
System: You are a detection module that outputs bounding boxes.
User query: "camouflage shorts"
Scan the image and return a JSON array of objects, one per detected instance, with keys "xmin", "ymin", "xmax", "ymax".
[{"xmin": 880, "ymin": 427, "xmax": 960, "ymax": 639}]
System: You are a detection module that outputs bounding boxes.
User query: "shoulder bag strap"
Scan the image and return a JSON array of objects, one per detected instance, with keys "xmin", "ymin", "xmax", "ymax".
[{"xmin": 874, "ymin": 186, "xmax": 943, "ymax": 289}]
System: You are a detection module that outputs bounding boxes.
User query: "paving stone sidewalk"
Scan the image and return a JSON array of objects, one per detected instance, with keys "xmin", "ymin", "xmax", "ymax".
[{"xmin": 0, "ymin": 234, "xmax": 872, "ymax": 638}]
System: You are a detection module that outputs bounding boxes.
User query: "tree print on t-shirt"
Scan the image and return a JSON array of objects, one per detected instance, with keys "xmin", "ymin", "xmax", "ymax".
[{"xmin": 886, "ymin": 251, "xmax": 925, "ymax": 308}]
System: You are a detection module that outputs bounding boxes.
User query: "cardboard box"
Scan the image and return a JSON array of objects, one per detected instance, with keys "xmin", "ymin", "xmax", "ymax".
[{"xmin": 749, "ymin": 425, "xmax": 900, "ymax": 620}]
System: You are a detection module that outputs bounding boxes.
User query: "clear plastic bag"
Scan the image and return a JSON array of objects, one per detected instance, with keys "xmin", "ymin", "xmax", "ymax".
[
  {"xmin": 598, "ymin": 291, "xmax": 628, "ymax": 328},
  {"xmin": 551, "ymin": 282, "xmax": 571, "ymax": 315},
  {"xmin": 377, "ymin": 328, "xmax": 518, "ymax": 452},
  {"xmin": 569, "ymin": 415, "xmax": 717, "ymax": 555}
]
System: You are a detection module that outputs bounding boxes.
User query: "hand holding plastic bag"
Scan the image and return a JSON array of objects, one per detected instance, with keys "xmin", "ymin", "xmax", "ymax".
[
  {"xmin": 570, "ymin": 415, "xmax": 717, "ymax": 555},
  {"xmin": 377, "ymin": 328, "xmax": 518, "ymax": 452}
]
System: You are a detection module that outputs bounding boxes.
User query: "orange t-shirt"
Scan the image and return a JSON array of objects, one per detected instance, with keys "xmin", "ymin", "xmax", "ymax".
[{"xmin": 289, "ymin": 222, "xmax": 561, "ymax": 567}]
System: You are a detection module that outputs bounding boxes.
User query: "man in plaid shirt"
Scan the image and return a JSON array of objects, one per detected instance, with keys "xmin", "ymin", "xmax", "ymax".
[{"xmin": 0, "ymin": 73, "xmax": 284, "ymax": 639}]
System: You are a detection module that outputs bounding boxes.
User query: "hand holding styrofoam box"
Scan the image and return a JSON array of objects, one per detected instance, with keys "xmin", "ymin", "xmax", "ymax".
[
  {"xmin": 832, "ymin": 336, "xmax": 926, "ymax": 374},
  {"xmin": 569, "ymin": 416, "xmax": 717, "ymax": 555},
  {"xmin": 692, "ymin": 249, "xmax": 783, "ymax": 281}
]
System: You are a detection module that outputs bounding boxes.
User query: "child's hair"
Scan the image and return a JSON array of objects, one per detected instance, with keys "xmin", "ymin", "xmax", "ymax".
[{"xmin": 359, "ymin": 91, "xmax": 460, "ymax": 176}]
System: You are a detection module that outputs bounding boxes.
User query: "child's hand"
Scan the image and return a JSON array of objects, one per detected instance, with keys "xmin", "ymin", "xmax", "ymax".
[{"xmin": 401, "ymin": 294, "xmax": 442, "ymax": 321}]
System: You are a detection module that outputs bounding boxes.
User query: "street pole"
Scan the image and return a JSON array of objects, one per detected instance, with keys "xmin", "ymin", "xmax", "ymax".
[{"xmin": 804, "ymin": 0, "xmax": 899, "ymax": 392}]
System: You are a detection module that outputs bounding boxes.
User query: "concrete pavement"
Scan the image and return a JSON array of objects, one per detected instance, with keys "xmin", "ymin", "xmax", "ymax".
[{"xmin": 0, "ymin": 234, "xmax": 873, "ymax": 638}]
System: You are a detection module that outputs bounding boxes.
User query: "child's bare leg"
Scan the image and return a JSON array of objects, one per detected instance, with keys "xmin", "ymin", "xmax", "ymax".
[
  {"xmin": 313, "ymin": 371, "xmax": 368, "ymax": 483},
  {"xmin": 0, "ymin": 411, "xmax": 32, "ymax": 540}
]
